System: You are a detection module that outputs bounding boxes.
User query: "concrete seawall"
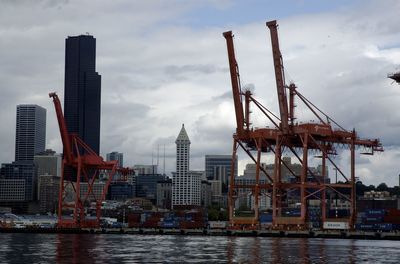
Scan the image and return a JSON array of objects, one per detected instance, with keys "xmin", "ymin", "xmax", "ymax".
[{"xmin": 2, "ymin": 227, "xmax": 400, "ymax": 240}]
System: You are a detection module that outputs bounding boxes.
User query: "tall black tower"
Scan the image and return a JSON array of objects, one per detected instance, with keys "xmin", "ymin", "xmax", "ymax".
[{"xmin": 64, "ymin": 35, "xmax": 101, "ymax": 154}]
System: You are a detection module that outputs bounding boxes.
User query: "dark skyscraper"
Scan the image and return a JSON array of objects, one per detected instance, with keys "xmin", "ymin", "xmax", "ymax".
[
  {"xmin": 64, "ymin": 35, "xmax": 101, "ymax": 154},
  {"xmin": 15, "ymin": 104, "xmax": 46, "ymax": 162}
]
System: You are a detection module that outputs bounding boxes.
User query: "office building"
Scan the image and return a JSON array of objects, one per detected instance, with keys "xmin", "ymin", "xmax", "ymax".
[
  {"xmin": 0, "ymin": 179, "xmax": 26, "ymax": 202},
  {"xmin": 205, "ymin": 155, "xmax": 237, "ymax": 194},
  {"xmin": 79, "ymin": 182, "xmax": 105, "ymax": 202},
  {"xmin": 134, "ymin": 165, "xmax": 158, "ymax": 175},
  {"xmin": 0, "ymin": 162, "xmax": 37, "ymax": 201},
  {"xmin": 172, "ymin": 124, "xmax": 201, "ymax": 208},
  {"xmin": 108, "ymin": 182, "xmax": 134, "ymax": 201},
  {"xmin": 38, "ymin": 175, "xmax": 59, "ymax": 213},
  {"xmin": 136, "ymin": 173, "xmax": 167, "ymax": 204},
  {"xmin": 156, "ymin": 179, "xmax": 172, "ymax": 209},
  {"xmin": 205, "ymin": 154, "xmax": 237, "ymax": 180},
  {"xmin": 64, "ymin": 35, "xmax": 101, "ymax": 154},
  {"xmin": 15, "ymin": 104, "xmax": 46, "ymax": 162},
  {"xmin": 201, "ymin": 180, "xmax": 212, "ymax": 208},
  {"xmin": 106, "ymin": 151, "xmax": 124, "ymax": 167},
  {"xmin": 34, "ymin": 150, "xmax": 61, "ymax": 177},
  {"xmin": 34, "ymin": 150, "xmax": 61, "ymax": 201}
]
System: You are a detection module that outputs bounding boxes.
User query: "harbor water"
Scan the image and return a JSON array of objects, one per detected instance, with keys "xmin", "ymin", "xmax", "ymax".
[{"xmin": 1, "ymin": 233, "xmax": 400, "ymax": 263}]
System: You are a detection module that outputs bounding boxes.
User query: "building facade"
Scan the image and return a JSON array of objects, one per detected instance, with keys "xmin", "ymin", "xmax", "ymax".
[
  {"xmin": 205, "ymin": 155, "xmax": 237, "ymax": 187},
  {"xmin": 172, "ymin": 125, "xmax": 201, "ymax": 208},
  {"xmin": 156, "ymin": 179, "xmax": 172, "ymax": 209},
  {"xmin": 15, "ymin": 104, "xmax": 46, "ymax": 162},
  {"xmin": 0, "ymin": 179, "xmax": 25, "ymax": 202},
  {"xmin": 79, "ymin": 182, "xmax": 105, "ymax": 202},
  {"xmin": 108, "ymin": 182, "xmax": 134, "ymax": 201},
  {"xmin": 34, "ymin": 151, "xmax": 62, "ymax": 177},
  {"xmin": 106, "ymin": 152, "xmax": 124, "ymax": 167},
  {"xmin": 38, "ymin": 175, "xmax": 59, "ymax": 213},
  {"xmin": 136, "ymin": 174, "xmax": 166, "ymax": 204},
  {"xmin": 0, "ymin": 162, "xmax": 38, "ymax": 201},
  {"xmin": 64, "ymin": 35, "xmax": 101, "ymax": 154},
  {"xmin": 134, "ymin": 165, "xmax": 158, "ymax": 175},
  {"xmin": 201, "ymin": 180, "xmax": 212, "ymax": 208}
]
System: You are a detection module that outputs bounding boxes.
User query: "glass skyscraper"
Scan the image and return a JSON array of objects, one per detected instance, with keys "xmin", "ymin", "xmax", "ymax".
[
  {"xmin": 205, "ymin": 154, "xmax": 237, "ymax": 193},
  {"xmin": 64, "ymin": 35, "xmax": 101, "ymax": 154},
  {"xmin": 15, "ymin": 104, "xmax": 46, "ymax": 162}
]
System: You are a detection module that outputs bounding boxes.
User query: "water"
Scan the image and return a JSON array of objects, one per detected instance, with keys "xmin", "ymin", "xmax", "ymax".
[{"xmin": 1, "ymin": 233, "xmax": 400, "ymax": 263}]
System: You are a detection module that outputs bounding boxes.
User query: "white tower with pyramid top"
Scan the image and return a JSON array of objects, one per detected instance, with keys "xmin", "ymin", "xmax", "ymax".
[{"xmin": 172, "ymin": 124, "xmax": 200, "ymax": 208}]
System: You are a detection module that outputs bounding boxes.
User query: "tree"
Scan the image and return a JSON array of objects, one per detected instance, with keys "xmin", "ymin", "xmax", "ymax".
[{"xmin": 376, "ymin": 183, "xmax": 389, "ymax": 192}]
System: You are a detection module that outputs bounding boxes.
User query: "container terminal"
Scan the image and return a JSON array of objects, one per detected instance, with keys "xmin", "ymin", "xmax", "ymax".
[{"xmin": 2, "ymin": 20, "xmax": 399, "ymax": 238}]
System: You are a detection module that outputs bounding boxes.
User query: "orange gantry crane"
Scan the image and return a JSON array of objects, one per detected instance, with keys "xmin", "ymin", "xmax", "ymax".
[
  {"xmin": 223, "ymin": 20, "xmax": 383, "ymax": 230},
  {"xmin": 49, "ymin": 92, "xmax": 131, "ymax": 228}
]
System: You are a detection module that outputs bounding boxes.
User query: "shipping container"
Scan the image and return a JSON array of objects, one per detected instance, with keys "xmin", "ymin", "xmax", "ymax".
[
  {"xmin": 355, "ymin": 223, "xmax": 374, "ymax": 230},
  {"xmin": 383, "ymin": 215, "xmax": 400, "ymax": 224},
  {"xmin": 364, "ymin": 216, "xmax": 384, "ymax": 223},
  {"xmin": 374, "ymin": 223, "xmax": 394, "ymax": 232},
  {"xmin": 328, "ymin": 209, "xmax": 350, "ymax": 218},
  {"xmin": 160, "ymin": 221, "xmax": 179, "ymax": 229},
  {"xmin": 386, "ymin": 209, "xmax": 400, "ymax": 217},
  {"xmin": 282, "ymin": 208, "xmax": 301, "ymax": 217},
  {"xmin": 208, "ymin": 221, "xmax": 227, "ymax": 229},
  {"xmin": 180, "ymin": 221, "xmax": 204, "ymax": 229},
  {"xmin": 365, "ymin": 209, "xmax": 386, "ymax": 216},
  {"xmin": 323, "ymin": 221, "xmax": 349, "ymax": 230},
  {"xmin": 259, "ymin": 214, "xmax": 272, "ymax": 223}
]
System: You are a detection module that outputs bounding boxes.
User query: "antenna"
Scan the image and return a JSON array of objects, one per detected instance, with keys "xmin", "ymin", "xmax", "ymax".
[
  {"xmin": 163, "ymin": 144, "xmax": 166, "ymax": 175},
  {"xmin": 157, "ymin": 144, "xmax": 160, "ymax": 169}
]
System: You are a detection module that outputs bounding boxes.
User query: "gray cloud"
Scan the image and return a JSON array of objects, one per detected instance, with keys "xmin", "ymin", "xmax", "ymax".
[{"xmin": 0, "ymin": 0, "xmax": 399, "ymax": 186}]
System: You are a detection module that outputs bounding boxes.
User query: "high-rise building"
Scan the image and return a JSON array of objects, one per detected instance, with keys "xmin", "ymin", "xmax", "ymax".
[
  {"xmin": 156, "ymin": 179, "xmax": 172, "ymax": 209},
  {"xmin": 64, "ymin": 35, "xmax": 101, "ymax": 154},
  {"xmin": 106, "ymin": 151, "xmax": 124, "ymax": 167},
  {"xmin": 172, "ymin": 124, "xmax": 200, "ymax": 208},
  {"xmin": 201, "ymin": 180, "xmax": 212, "ymax": 208},
  {"xmin": 134, "ymin": 165, "xmax": 158, "ymax": 175},
  {"xmin": 38, "ymin": 175, "xmax": 59, "ymax": 213},
  {"xmin": 205, "ymin": 155, "xmax": 237, "ymax": 193},
  {"xmin": 15, "ymin": 105, "xmax": 46, "ymax": 162},
  {"xmin": 136, "ymin": 173, "xmax": 167, "ymax": 204},
  {"xmin": 108, "ymin": 182, "xmax": 134, "ymax": 201},
  {"xmin": 79, "ymin": 182, "xmax": 105, "ymax": 202},
  {"xmin": 0, "ymin": 162, "xmax": 38, "ymax": 202},
  {"xmin": 34, "ymin": 150, "xmax": 62, "ymax": 178}
]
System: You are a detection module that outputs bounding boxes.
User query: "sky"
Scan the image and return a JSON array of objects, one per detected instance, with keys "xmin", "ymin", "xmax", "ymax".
[{"xmin": 0, "ymin": 0, "xmax": 399, "ymax": 186}]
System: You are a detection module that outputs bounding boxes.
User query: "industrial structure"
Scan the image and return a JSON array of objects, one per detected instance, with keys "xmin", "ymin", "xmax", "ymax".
[
  {"xmin": 49, "ymin": 92, "xmax": 130, "ymax": 228},
  {"xmin": 223, "ymin": 20, "xmax": 383, "ymax": 229},
  {"xmin": 388, "ymin": 71, "xmax": 400, "ymax": 84}
]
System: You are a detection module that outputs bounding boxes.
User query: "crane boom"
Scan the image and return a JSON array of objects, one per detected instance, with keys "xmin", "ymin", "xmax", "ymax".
[
  {"xmin": 49, "ymin": 92, "xmax": 73, "ymax": 163},
  {"xmin": 266, "ymin": 20, "xmax": 290, "ymax": 134},
  {"xmin": 223, "ymin": 31, "xmax": 245, "ymax": 135}
]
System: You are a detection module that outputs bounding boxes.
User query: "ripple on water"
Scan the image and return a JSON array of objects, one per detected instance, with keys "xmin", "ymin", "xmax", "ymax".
[{"xmin": 1, "ymin": 234, "xmax": 400, "ymax": 263}]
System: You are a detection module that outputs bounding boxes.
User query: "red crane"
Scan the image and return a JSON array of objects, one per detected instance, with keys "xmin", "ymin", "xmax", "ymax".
[
  {"xmin": 266, "ymin": 20, "xmax": 290, "ymax": 134},
  {"xmin": 49, "ymin": 92, "xmax": 131, "ymax": 228},
  {"xmin": 223, "ymin": 21, "xmax": 383, "ymax": 230},
  {"xmin": 223, "ymin": 31, "xmax": 246, "ymax": 136}
]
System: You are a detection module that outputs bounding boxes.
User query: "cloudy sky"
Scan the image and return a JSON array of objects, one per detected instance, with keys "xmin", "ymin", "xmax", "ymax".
[{"xmin": 1, "ymin": 0, "xmax": 399, "ymax": 186}]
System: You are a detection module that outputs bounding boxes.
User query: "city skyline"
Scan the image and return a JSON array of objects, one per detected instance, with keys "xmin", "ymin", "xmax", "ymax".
[{"xmin": 0, "ymin": 1, "xmax": 399, "ymax": 186}]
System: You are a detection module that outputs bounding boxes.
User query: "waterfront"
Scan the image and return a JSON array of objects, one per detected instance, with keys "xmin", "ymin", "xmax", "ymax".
[{"xmin": 1, "ymin": 234, "xmax": 400, "ymax": 263}]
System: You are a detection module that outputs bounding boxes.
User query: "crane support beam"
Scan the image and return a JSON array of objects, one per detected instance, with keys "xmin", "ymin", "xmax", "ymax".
[
  {"xmin": 266, "ymin": 20, "xmax": 290, "ymax": 134},
  {"xmin": 223, "ymin": 31, "xmax": 245, "ymax": 135},
  {"xmin": 49, "ymin": 93, "xmax": 73, "ymax": 163}
]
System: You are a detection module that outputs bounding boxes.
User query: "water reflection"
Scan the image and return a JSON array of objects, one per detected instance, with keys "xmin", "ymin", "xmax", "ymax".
[
  {"xmin": 56, "ymin": 234, "xmax": 94, "ymax": 263},
  {"xmin": 2, "ymin": 234, "xmax": 400, "ymax": 263}
]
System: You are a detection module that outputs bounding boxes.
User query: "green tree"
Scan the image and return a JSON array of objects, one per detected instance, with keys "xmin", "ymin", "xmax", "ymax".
[{"xmin": 376, "ymin": 182, "xmax": 389, "ymax": 192}]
